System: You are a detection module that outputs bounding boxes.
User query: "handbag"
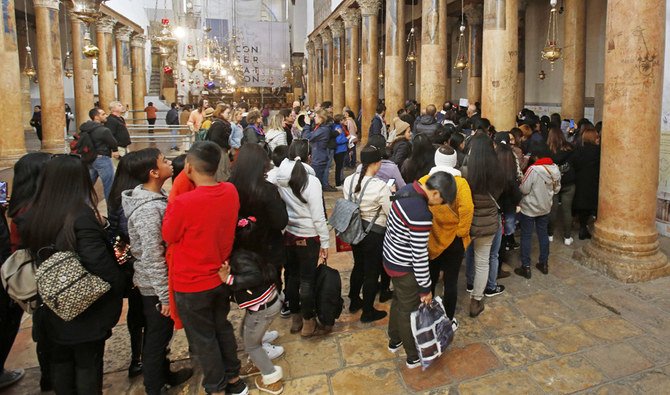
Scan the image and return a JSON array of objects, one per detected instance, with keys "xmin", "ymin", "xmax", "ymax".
[{"xmin": 35, "ymin": 250, "xmax": 111, "ymax": 321}]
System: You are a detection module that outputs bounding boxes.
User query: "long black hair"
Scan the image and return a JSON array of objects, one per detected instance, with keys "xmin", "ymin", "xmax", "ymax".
[
  {"xmin": 401, "ymin": 133, "xmax": 435, "ymax": 182},
  {"xmin": 495, "ymin": 142, "xmax": 518, "ymax": 185},
  {"xmin": 466, "ymin": 133, "xmax": 503, "ymax": 195},
  {"xmin": 108, "ymin": 153, "xmax": 143, "ymax": 212},
  {"xmin": 8, "ymin": 152, "xmax": 51, "ymax": 218},
  {"xmin": 21, "ymin": 155, "xmax": 100, "ymax": 253},
  {"xmin": 287, "ymin": 139, "xmax": 310, "ymax": 203},
  {"xmin": 229, "ymin": 144, "xmax": 271, "ymax": 209}
]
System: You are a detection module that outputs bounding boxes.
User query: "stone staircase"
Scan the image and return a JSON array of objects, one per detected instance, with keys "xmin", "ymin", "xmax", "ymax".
[{"xmin": 149, "ymin": 70, "xmax": 161, "ymax": 95}]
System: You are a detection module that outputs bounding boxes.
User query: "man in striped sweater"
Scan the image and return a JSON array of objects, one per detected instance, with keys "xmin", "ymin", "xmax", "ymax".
[{"xmin": 383, "ymin": 172, "xmax": 457, "ymax": 369}]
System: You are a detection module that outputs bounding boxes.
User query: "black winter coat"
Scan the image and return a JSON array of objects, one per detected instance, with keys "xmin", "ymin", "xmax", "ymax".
[
  {"xmin": 207, "ymin": 119, "xmax": 232, "ymax": 150},
  {"xmin": 414, "ymin": 115, "xmax": 439, "ymax": 136},
  {"xmin": 105, "ymin": 114, "xmax": 131, "ymax": 147},
  {"xmin": 229, "ymin": 250, "xmax": 277, "ymax": 308},
  {"xmin": 80, "ymin": 121, "xmax": 118, "ymax": 156},
  {"xmin": 570, "ymin": 144, "xmax": 601, "ymax": 211},
  {"xmin": 390, "ymin": 139, "xmax": 411, "ymax": 169},
  {"xmin": 551, "ymin": 148, "xmax": 576, "ymax": 187},
  {"xmin": 498, "ymin": 179, "xmax": 522, "ymax": 215}
]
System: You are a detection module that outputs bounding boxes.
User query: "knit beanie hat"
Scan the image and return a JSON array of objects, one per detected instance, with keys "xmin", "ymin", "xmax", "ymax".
[
  {"xmin": 360, "ymin": 146, "xmax": 383, "ymax": 165},
  {"xmin": 393, "ymin": 118, "xmax": 411, "ymax": 136},
  {"xmin": 434, "ymin": 146, "xmax": 458, "ymax": 169}
]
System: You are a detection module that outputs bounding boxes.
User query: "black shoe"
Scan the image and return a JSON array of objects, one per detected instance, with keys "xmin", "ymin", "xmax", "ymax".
[
  {"xmin": 514, "ymin": 266, "xmax": 532, "ymax": 279},
  {"xmin": 406, "ymin": 357, "xmax": 421, "ymax": 369},
  {"xmin": 167, "ymin": 367, "xmax": 193, "ymax": 387},
  {"xmin": 579, "ymin": 228, "xmax": 592, "ymax": 240},
  {"xmin": 39, "ymin": 375, "xmax": 53, "ymax": 392},
  {"xmin": 348, "ymin": 298, "xmax": 363, "ymax": 313},
  {"xmin": 322, "ymin": 185, "xmax": 338, "ymax": 192},
  {"xmin": 466, "ymin": 283, "xmax": 473, "ymax": 293},
  {"xmin": 388, "ymin": 340, "xmax": 403, "ymax": 353},
  {"xmin": 497, "ymin": 269, "xmax": 511, "ymax": 279},
  {"xmin": 360, "ymin": 308, "xmax": 387, "ymax": 323},
  {"xmin": 484, "ymin": 285, "xmax": 505, "ymax": 297},
  {"xmin": 379, "ymin": 289, "xmax": 393, "ymax": 303},
  {"xmin": 225, "ymin": 379, "xmax": 249, "ymax": 395},
  {"xmin": 0, "ymin": 369, "xmax": 25, "ymax": 390},
  {"xmin": 280, "ymin": 301, "xmax": 291, "ymax": 319},
  {"xmin": 507, "ymin": 235, "xmax": 520, "ymax": 251},
  {"xmin": 128, "ymin": 360, "xmax": 143, "ymax": 378},
  {"xmin": 535, "ymin": 263, "xmax": 549, "ymax": 275}
]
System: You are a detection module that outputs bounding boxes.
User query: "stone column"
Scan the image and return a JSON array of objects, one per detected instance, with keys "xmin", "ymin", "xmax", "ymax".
[
  {"xmin": 130, "ymin": 34, "xmax": 146, "ymax": 124},
  {"xmin": 96, "ymin": 16, "xmax": 117, "ymax": 113},
  {"xmin": 34, "ymin": 0, "xmax": 66, "ymax": 151},
  {"xmin": 69, "ymin": 14, "xmax": 94, "ymax": 128},
  {"xmin": 561, "ymin": 0, "xmax": 586, "ymax": 120},
  {"xmin": 419, "ymin": 0, "xmax": 448, "ymax": 108},
  {"xmin": 342, "ymin": 9, "xmax": 361, "ymax": 115},
  {"xmin": 385, "ymin": 0, "xmax": 406, "ymax": 118},
  {"xmin": 465, "ymin": 3, "xmax": 483, "ymax": 105},
  {"xmin": 16, "ymin": 20, "xmax": 33, "ymax": 133},
  {"xmin": 576, "ymin": 0, "xmax": 669, "ymax": 281},
  {"xmin": 481, "ymin": 0, "xmax": 518, "ymax": 130},
  {"xmin": 0, "ymin": 0, "xmax": 26, "ymax": 164},
  {"xmin": 330, "ymin": 20, "xmax": 346, "ymax": 113},
  {"xmin": 359, "ymin": 0, "xmax": 381, "ymax": 146},
  {"xmin": 321, "ymin": 29, "xmax": 333, "ymax": 104},
  {"xmin": 306, "ymin": 40, "xmax": 317, "ymax": 106},
  {"xmin": 313, "ymin": 35, "xmax": 323, "ymax": 105},
  {"xmin": 516, "ymin": 0, "xmax": 527, "ymax": 111},
  {"xmin": 115, "ymin": 25, "xmax": 133, "ymax": 121}
]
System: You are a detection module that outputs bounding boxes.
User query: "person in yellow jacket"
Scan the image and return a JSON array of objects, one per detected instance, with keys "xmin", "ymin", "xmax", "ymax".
[{"xmin": 418, "ymin": 146, "xmax": 474, "ymax": 329}]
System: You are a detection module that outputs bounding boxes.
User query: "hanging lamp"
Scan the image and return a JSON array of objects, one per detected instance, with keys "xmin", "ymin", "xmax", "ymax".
[
  {"xmin": 67, "ymin": 0, "xmax": 107, "ymax": 58},
  {"xmin": 62, "ymin": 5, "xmax": 74, "ymax": 78},
  {"xmin": 541, "ymin": 0, "xmax": 561, "ymax": 69},
  {"xmin": 453, "ymin": 0, "xmax": 468, "ymax": 83},
  {"xmin": 405, "ymin": 1, "xmax": 417, "ymax": 65},
  {"xmin": 21, "ymin": 0, "xmax": 36, "ymax": 78}
]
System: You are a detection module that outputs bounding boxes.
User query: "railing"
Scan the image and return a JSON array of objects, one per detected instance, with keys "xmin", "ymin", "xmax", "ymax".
[{"xmin": 126, "ymin": 125, "xmax": 195, "ymax": 157}]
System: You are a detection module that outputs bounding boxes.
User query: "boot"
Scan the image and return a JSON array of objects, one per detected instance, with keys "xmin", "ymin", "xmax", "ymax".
[
  {"xmin": 579, "ymin": 227, "xmax": 592, "ymax": 240},
  {"xmin": 469, "ymin": 298, "xmax": 485, "ymax": 318},
  {"xmin": 514, "ymin": 266, "xmax": 532, "ymax": 279},
  {"xmin": 535, "ymin": 262, "xmax": 549, "ymax": 275},
  {"xmin": 254, "ymin": 366, "xmax": 284, "ymax": 395},
  {"xmin": 290, "ymin": 314, "xmax": 303, "ymax": 334},
  {"xmin": 300, "ymin": 318, "xmax": 317, "ymax": 337}
]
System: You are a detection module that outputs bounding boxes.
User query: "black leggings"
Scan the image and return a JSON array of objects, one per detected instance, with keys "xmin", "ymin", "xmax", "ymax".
[
  {"xmin": 429, "ymin": 237, "xmax": 465, "ymax": 320},
  {"xmin": 350, "ymin": 231, "xmax": 384, "ymax": 313},
  {"xmin": 334, "ymin": 152, "xmax": 346, "ymax": 186},
  {"xmin": 285, "ymin": 238, "xmax": 320, "ymax": 319},
  {"xmin": 51, "ymin": 339, "xmax": 106, "ymax": 394}
]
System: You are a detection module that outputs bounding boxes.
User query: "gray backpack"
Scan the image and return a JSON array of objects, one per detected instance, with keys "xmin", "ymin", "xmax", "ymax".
[{"xmin": 328, "ymin": 175, "xmax": 381, "ymax": 245}]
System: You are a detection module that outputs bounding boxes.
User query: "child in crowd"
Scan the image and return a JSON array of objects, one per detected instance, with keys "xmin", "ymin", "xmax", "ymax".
[
  {"xmin": 122, "ymin": 148, "xmax": 192, "ymax": 395},
  {"xmin": 514, "ymin": 142, "xmax": 561, "ymax": 278},
  {"xmin": 162, "ymin": 142, "xmax": 246, "ymax": 395}
]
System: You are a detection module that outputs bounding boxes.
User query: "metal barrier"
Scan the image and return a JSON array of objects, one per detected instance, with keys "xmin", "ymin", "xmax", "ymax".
[{"xmin": 127, "ymin": 126, "xmax": 195, "ymax": 157}]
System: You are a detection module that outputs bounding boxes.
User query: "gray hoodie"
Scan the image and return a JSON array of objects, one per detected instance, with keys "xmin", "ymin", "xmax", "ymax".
[
  {"xmin": 122, "ymin": 185, "xmax": 169, "ymax": 304},
  {"xmin": 519, "ymin": 162, "xmax": 562, "ymax": 217}
]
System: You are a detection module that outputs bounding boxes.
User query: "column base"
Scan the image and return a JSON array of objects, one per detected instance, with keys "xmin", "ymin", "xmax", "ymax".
[
  {"xmin": 41, "ymin": 139, "xmax": 67, "ymax": 154},
  {"xmin": 0, "ymin": 152, "xmax": 27, "ymax": 169},
  {"xmin": 574, "ymin": 237, "xmax": 670, "ymax": 283}
]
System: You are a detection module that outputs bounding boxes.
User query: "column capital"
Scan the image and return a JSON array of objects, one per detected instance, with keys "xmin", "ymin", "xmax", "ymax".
[
  {"xmin": 96, "ymin": 16, "xmax": 117, "ymax": 34},
  {"xmin": 329, "ymin": 20, "xmax": 344, "ymax": 38},
  {"xmin": 358, "ymin": 0, "xmax": 381, "ymax": 16},
  {"xmin": 32, "ymin": 0, "xmax": 59, "ymax": 10},
  {"xmin": 130, "ymin": 34, "xmax": 146, "ymax": 48},
  {"xmin": 306, "ymin": 40, "xmax": 315, "ymax": 54},
  {"xmin": 464, "ymin": 3, "xmax": 483, "ymax": 26},
  {"xmin": 341, "ymin": 9, "xmax": 360, "ymax": 28},
  {"xmin": 313, "ymin": 35, "xmax": 323, "ymax": 50},
  {"xmin": 114, "ymin": 25, "xmax": 134, "ymax": 42},
  {"xmin": 321, "ymin": 29, "xmax": 333, "ymax": 44}
]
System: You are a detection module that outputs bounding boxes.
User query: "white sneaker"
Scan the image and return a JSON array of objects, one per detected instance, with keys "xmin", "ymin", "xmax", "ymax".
[
  {"xmin": 564, "ymin": 237, "xmax": 574, "ymax": 246},
  {"xmin": 451, "ymin": 318, "xmax": 459, "ymax": 332},
  {"xmin": 262, "ymin": 343, "xmax": 285, "ymax": 360},
  {"xmin": 548, "ymin": 235, "xmax": 554, "ymax": 242},
  {"xmin": 262, "ymin": 330, "xmax": 279, "ymax": 344}
]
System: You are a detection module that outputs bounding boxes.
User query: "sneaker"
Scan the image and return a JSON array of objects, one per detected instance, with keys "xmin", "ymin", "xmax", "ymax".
[
  {"xmin": 280, "ymin": 301, "xmax": 291, "ymax": 319},
  {"xmin": 262, "ymin": 330, "xmax": 279, "ymax": 344},
  {"xmin": 379, "ymin": 289, "xmax": 393, "ymax": 303},
  {"xmin": 564, "ymin": 237, "xmax": 574, "ymax": 246},
  {"xmin": 514, "ymin": 266, "xmax": 532, "ymax": 279},
  {"xmin": 548, "ymin": 235, "xmax": 554, "ymax": 242},
  {"xmin": 128, "ymin": 359, "xmax": 143, "ymax": 378},
  {"xmin": 360, "ymin": 308, "xmax": 387, "ymax": 323},
  {"xmin": 535, "ymin": 262, "xmax": 549, "ymax": 275},
  {"xmin": 240, "ymin": 360, "xmax": 261, "ymax": 378},
  {"xmin": 254, "ymin": 376, "xmax": 284, "ymax": 395},
  {"xmin": 484, "ymin": 285, "xmax": 505, "ymax": 297},
  {"xmin": 226, "ymin": 379, "xmax": 249, "ymax": 395},
  {"xmin": 348, "ymin": 298, "xmax": 363, "ymax": 313},
  {"xmin": 263, "ymin": 343, "xmax": 285, "ymax": 360},
  {"xmin": 406, "ymin": 357, "xmax": 421, "ymax": 369},
  {"xmin": 166, "ymin": 367, "xmax": 193, "ymax": 387},
  {"xmin": 0, "ymin": 369, "xmax": 25, "ymax": 390},
  {"xmin": 335, "ymin": 185, "xmax": 343, "ymax": 191},
  {"xmin": 388, "ymin": 340, "xmax": 403, "ymax": 353},
  {"xmin": 451, "ymin": 318, "xmax": 459, "ymax": 332},
  {"xmin": 466, "ymin": 283, "xmax": 473, "ymax": 293}
]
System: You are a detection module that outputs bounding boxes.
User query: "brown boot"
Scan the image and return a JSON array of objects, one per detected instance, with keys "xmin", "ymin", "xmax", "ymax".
[
  {"xmin": 313, "ymin": 323, "xmax": 333, "ymax": 336},
  {"xmin": 301, "ymin": 318, "xmax": 316, "ymax": 337},
  {"xmin": 290, "ymin": 314, "xmax": 303, "ymax": 334},
  {"xmin": 469, "ymin": 298, "xmax": 485, "ymax": 318}
]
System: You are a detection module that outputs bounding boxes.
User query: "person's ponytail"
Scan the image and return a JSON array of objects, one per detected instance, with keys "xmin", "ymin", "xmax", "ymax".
[
  {"xmin": 355, "ymin": 163, "xmax": 369, "ymax": 194},
  {"xmin": 289, "ymin": 158, "xmax": 308, "ymax": 203}
]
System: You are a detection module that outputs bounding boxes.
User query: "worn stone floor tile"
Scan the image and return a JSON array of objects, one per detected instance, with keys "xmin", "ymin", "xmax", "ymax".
[
  {"xmin": 104, "ymin": 327, "xmax": 133, "ymax": 374},
  {"xmin": 477, "ymin": 303, "xmax": 538, "ymax": 336},
  {"xmin": 399, "ymin": 351, "xmax": 453, "ymax": 392},
  {"xmin": 527, "ymin": 355, "xmax": 607, "ymax": 393},
  {"xmin": 548, "ymin": 257, "xmax": 589, "ymax": 280},
  {"xmin": 626, "ymin": 368, "xmax": 670, "ymax": 393},
  {"xmin": 627, "ymin": 276, "xmax": 670, "ymax": 302},
  {"xmin": 249, "ymin": 374, "xmax": 329, "ymax": 395},
  {"xmin": 532, "ymin": 324, "xmax": 599, "ymax": 354},
  {"xmin": 550, "ymin": 285, "xmax": 613, "ymax": 321},
  {"xmin": 581, "ymin": 382, "xmax": 639, "ymax": 395},
  {"xmin": 278, "ymin": 337, "xmax": 341, "ymax": 378},
  {"xmin": 563, "ymin": 274, "xmax": 617, "ymax": 296},
  {"xmin": 102, "ymin": 369, "xmax": 145, "ymax": 394},
  {"xmin": 488, "ymin": 334, "xmax": 556, "ymax": 367},
  {"xmin": 168, "ymin": 330, "xmax": 191, "ymax": 361},
  {"xmin": 628, "ymin": 336, "xmax": 670, "ymax": 364},
  {"xmin": 583, "ymin": 343, "xmax": 654, "ymax": 380},
  {"xmin": 458, "ymin": 370, "xmax": 544, "ymax": 395},
  {"xmin": 578, "ymin": 316, "xmax": 642, "ymax": 342},
  {"xmin": 338, "ymin": 327, "xmax": 395, "ymax": 366},
  {"xmin": 655, "ymin": 297, "xmax": 670, "ymax": 314},
  {"xmin": 515, "ymin": 292, "xmax": 574, "ymax": 328},
  {"xmin": 5, "ymin": 328, "xmax": 37, "ymax": 370},
  {"xmin": 1, "ymin": 367, "xmax": 43, "ymax": 395},
  {"xmin": 451, "ymin": 317, "xmax": 491, "ymax": 347},
  {"xmin": 589, "ymin": 288, "xmax": 670, "ymax": 339},
  {"xmin": 331, "ymin": 360, "xmax": 405, "ymax": 395}
]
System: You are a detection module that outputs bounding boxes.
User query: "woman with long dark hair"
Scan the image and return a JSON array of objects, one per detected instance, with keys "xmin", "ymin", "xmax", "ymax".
[
  {"xmin": 275, "ymin": 139, "xmax": 330, "ymax": 337},
  {"xmin": 570, "ymin": 126, "xmax": 601, "ymax": 239},
  {"xmin": 18, "ymin": 155, "xmax": 124, "ymax": 394},
  {"xmin": 547, "ymin": 126, "xmax": 576, "ymax": 245},
  {"xmin": 107, "ymin": 152, "xmax": 146, "ymax": 379},
  {"xmin": 495, "ymin": 140, "xmax": 521, "ymax": 265},
  {"xmin": 463, "ymin": 133, "xmax": 503, "ymax": 318},
  {"xmin": 342, "ymin": 146, "xmax": 391, "ymax": 323},
  {"xmin": 401, "ymin": 133, "xmax": 436, "ymax": 183}
]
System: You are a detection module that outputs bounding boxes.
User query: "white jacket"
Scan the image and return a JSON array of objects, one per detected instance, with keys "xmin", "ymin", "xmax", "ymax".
[
  {"xmin": 520, "ymin": 162, "xmax": 561, "ymax": 217},
  {"xmin": 266, "ymin": 128, "xmax": 287, "ymax": 152},
  {"xmin": 276, "ymin": 159, "xmax": 330, "ymax": 248}
]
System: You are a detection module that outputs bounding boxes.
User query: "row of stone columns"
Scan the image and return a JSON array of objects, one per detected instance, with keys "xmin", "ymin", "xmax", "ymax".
[{"xmin": 0, "ymin": 0, "xmax": 147, "ymax": 162}]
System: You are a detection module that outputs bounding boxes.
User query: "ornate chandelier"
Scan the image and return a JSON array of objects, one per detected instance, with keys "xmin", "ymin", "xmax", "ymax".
[
  {"xmin": 67, "ymin": 0, "xmax": 107, "ymax": 58},
  {"xmin": 541, "ymin": 0, "xmax": 561, "ymax": 69},
  {"xmin": 405, "ymin": 1, "xmax": 417, "ymax": 66},
  {"xmin": 21, "ymin": 0, "xmax": 36, "ymax": 78},
  {"xmin": 453, "ymin": 0, "xmax": 468, "ymax": 83}
]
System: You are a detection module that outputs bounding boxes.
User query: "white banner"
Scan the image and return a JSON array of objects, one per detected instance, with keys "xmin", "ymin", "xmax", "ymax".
[{"xmin": 234, "ymin": 22, "xmax": 290, "ymax": 87}]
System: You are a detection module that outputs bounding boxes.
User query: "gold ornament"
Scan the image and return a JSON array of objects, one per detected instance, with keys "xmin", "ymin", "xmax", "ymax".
[{"xmin": 83, "ymin": 43, "xmax": 100, "ymax": 58}]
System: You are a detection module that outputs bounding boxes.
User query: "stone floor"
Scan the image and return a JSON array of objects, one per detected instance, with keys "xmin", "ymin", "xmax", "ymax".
[{"xmin": 4, "ymin": 159, "xmax": 670, "ymax": 394}]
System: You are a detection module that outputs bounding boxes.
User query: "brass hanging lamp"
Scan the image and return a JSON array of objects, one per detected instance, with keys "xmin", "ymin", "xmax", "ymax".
[
  {"xmin": 541, "ymin": 0, "xmax": 561, "ymax": 69},
  {"xmin": 62, "ymin": 6, "xmax": 74, "ymax": 78},
  {"xmin": 453, "ymin": 0, "xmax": 468, "ymax": 83},
  {"xmin": 405, "ymin": 2, "xmax": 417, "ymax": 65},
  {"xmin": 21, "ymin": 0, "xmax": 36, "ymax": 78},
  {"xmin": 67, "ymin": 0, "xmax": 107, "ymax": 58}
]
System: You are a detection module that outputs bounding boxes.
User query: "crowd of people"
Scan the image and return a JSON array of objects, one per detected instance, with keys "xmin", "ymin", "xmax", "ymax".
[{"xmin": 0, "ymin": 96, "xmax": 602, "ymax": 394}]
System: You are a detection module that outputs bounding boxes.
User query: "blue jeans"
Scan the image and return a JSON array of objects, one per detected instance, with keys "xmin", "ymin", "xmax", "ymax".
[
  {"xmin": 503, "ymin": 212, "xmax": 517, "ymax": 235},
  {"xmin": 520, "ymin": 213, "xmax": 550, "ymax": 268},
  {"xmin": 321, "ymin": 149, "xmax": 335, "ymax": 186},
  {"xmin": 466, "ymin": 217, "xmax": 502, "ymax": 290},
  {"xmin": 89, "ymin": 155, "xmax": 114, "ymax": 201},
  {"xmin": 312, "ymin": 164, "xmax": 327, "ymax": 187}
]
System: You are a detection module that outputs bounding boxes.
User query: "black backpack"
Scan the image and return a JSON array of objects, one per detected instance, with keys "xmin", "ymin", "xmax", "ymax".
[
  {"xmin": 70, "ymin": 131, "xmax": 97, "ymax": 164},
  {"xmin": 315, "ymin": 263, "xmax": 343, "ymax": 327}
]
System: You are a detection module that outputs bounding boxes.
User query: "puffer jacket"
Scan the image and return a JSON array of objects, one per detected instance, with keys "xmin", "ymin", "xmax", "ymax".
[
  {"xmin": 414, "ymin": 115, "xmax": 439, "ymax": 136},
  {"xmin": 519, "ymin": 158, "xmax": 561, "ymax": 217},
  {"xmin": 79, "ymin": 120, "xmax": 118, "ymax": 156},
  {"xmin": 470, "ymin": 191, "xmax": 502, "ymax": 237},
  {"xmin": 228, "ymin": 249, "xmax": 277, "ymax": 309}
]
